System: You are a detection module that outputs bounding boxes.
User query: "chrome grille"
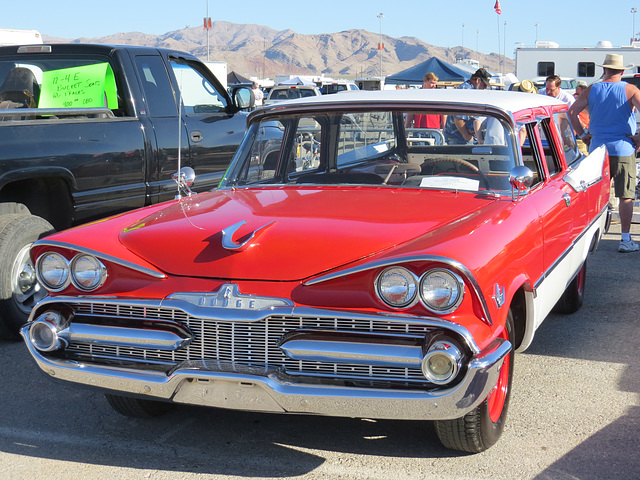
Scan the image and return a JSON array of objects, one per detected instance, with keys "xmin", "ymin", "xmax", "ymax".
[{"xmin": 68, "ymin": 303, "xmax": 434, "ymax": 383}]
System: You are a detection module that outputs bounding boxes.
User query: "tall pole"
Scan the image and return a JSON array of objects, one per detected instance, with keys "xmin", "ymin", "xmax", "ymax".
[
  {"xmin": 206, "ymin": 0, "xmax": 210, "ymax": 61},
  {"xmin": 632, "ymin": 8, "xmax": 638, "ymax": 44},
  {"xmin": 503, "ymin": 21, "xmax": 507, "ymax": 75},
  {"xmin": 377, "ymin": 13, "xmax": 384, "ymax": 83},
  {"xmin": 462, "ymin": 23, "xmax": 465, "ymax": 49},
  {"xmin": 534, "ymin": 22, "xmax": 539, "ymax": 45}
]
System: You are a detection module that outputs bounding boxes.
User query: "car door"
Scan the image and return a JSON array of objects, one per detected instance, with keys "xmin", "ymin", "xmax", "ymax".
[{"xmin": 169, "ymin": 57, "xmax": 248, "ymax": 192}]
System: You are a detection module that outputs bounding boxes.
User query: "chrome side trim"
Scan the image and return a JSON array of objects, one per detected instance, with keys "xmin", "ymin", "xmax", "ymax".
[
  {"xmin": 31, "ymin": 240, "xmax": 166, "ymax": 279},
  {"xmin": 304, "ymin": 255, "xmax": 492, "ymax": 326},
  {"xmin": 21, "ymin": 324, "xmax": 511, "ymax": 421},
  {"xmin": 533, "ymin": 204, "xmax": 607, "ymax": 291}
]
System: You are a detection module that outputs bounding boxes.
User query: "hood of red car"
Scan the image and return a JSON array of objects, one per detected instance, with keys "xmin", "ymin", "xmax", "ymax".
[{"xmin": 118, "ymin": 187, "xmax": 491, "ymax": 281}]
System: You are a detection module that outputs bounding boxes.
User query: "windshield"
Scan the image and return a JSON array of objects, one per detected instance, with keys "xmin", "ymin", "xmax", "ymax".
[{"xmin": 222, "ymin": 108, "xmax": 518, "ymax": 193}]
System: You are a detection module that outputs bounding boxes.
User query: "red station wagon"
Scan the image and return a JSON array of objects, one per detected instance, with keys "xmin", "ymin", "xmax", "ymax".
[{"xmin": 22, "ymin": 89, "xmax": 610, "ymax": 453}]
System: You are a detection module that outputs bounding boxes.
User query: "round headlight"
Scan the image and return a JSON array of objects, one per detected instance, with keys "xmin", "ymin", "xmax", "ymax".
[
  {"xmin": 70, "ymin": 254, "xmax": 107, "ymax": 291},
  {"xmin": 420, "ymin": 269, "xmax": 464, "ymax": 314},
  {"xmin": 376, "ymin": 267, "xmax": 418, "ymax": 308},
  {"xmin": 36, "ymin": 252, "xmax": 70, "ymax": 291}
]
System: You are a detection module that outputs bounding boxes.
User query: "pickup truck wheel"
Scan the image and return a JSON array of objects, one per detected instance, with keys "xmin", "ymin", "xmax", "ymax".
[
  {"xmin": 105, "ymin": 394, "xmax": 175, "ymax": 418},
  {"xmin": 553, "ymin": 261, "xmax": 586, "ymax": 314},
  {"xmin": 0, "ymin": 214, "xmax": 54, "ymax": 339},
  {"xmin": 434, "ymin": 310, "xmax": 514, "ymax": 453}
]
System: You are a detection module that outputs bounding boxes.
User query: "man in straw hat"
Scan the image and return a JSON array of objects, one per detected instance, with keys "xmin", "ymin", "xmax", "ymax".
[{"xmin": 570, "ymin": 53, "xmax": 640, "ymax": 253}]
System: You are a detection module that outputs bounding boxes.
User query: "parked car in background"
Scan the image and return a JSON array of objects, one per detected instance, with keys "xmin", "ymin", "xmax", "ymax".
[
  {"xmin": 263, "ymin": 84, "xmax": 321, "ymax": 105},
  {"xmin": 0, "ymin": 43, "xmax": 252, "ymax": 338},
  {"xmin": 319, "ymin": 81, "xmax": 359, "ymax": 95},
  {"xmin": 21, "ymin": 89, "xmax": 610, "ymax": 454}
]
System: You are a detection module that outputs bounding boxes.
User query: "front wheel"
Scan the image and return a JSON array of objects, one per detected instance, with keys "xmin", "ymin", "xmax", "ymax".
[
  {"xmin": 0, "ymin": 214, "xmax": 54, "ymax": 339},
  {"xmin": 434, "ymin": 310, "xmax": 514, "ymax": 453}
]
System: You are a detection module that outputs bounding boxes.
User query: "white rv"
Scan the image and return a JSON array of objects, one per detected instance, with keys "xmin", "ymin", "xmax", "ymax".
[
  {"xmin": 0, "ymin": 29, "xmax": 43, "ymax": 46},
  {"xmin": 515, "ymin": 41, "xmax": 640, "ymax": 85}
]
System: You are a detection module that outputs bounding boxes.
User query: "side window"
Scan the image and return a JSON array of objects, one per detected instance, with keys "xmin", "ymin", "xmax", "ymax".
[
  {"xmin": 235, "ymin": 121, "xmax": 286, "ymax": 184},
  {"xmin": 553, "ymin": 111, "xmax": 581, "ymax": 166},
  {"xmin": 537, "ymin": 62, "xmax": 555, "ymax": 77},
  {"xmin": 519, "ymin": 121, "xmax": 544, "ymax": 187},
  {"xmin": 170, "ymin": 59, "xmax": 227, "ymax": 114},
  {"xmin": 134, "ymin": 56, "xmax": 177, "ymax": 117},
  {"xmin": 337, "ymin": 112, "xmax": 394, "ymax": 167},
  {"xmin": 537, "ymin": 119, "xmax": 561, "ymax": 176},
  {"xmin": 577, "ymin": 62, "xmax": 595, "ymax": 78}
]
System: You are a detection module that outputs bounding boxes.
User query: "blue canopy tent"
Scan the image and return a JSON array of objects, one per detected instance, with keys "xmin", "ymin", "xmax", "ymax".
[{"xmin": 385, "ymin": 57, "xmax": 471, "ymax": 85}]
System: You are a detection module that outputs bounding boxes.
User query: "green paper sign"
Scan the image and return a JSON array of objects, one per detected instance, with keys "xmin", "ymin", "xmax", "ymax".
[{"xmin": 38, "ymin": 62, "xmax": 117, "ymax": 109}]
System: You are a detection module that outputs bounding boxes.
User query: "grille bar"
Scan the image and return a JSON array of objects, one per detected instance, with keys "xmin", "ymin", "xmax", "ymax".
[{"xmin": 68, "ymin": 303, "xmax": 435, "ymax": 382}]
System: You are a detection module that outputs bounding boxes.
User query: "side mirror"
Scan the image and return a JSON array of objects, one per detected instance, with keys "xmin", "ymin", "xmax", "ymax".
[
  {"xmin": 509, "ymin": 165, "xmax": 534, "ymax": 200},
  {"xmin": 172, "ymin": 166, "xmax": 196, "ymax": 198},
  {"xmin": 231, "ymin": 86, "xmax": 254, "ymax": 110}
]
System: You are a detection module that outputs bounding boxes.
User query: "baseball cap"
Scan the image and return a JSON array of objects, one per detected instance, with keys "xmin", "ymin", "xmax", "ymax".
[{"xmin": 472, "ymin": 68, "xmax": 492, "ymax": 86}]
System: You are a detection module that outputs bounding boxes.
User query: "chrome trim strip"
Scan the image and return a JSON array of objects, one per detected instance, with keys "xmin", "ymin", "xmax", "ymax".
[
  {"xmin": 533, "ymin": 205, "xmax": 607, "ymax": 291},
  {"xmin": 59, "ymin": 323, "xmax": 192, "ymax": 351},
  {"xmin": 304, "ymin": 255, "xmax": 492, "ymax": 326},
  {"xmin": 21, "ymin": 324, "xmax": 510, "ymax": 421},
  {"xmin": 279, "ymin": 338, "xmax": 423, "ymax": 368},
  {"xmin": 31, "ymin": 240, "xmax": 167, "ymax": 279}
]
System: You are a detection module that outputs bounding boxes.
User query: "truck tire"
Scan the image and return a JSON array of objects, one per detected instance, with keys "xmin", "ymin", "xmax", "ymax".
[{"xmin": 0, "ymin": 214, "xmax": 55, "ymax": 339}]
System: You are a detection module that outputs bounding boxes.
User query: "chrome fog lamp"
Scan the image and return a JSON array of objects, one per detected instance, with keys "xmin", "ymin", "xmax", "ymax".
[
  {"xmin": 29, "ymin": 311, "xmax": 67, "ymax": 352},
  {"xmin": 422, "ymin": 340, "xmax": 463, "ymax": 385},
  {"xmin": 36, "ymin": 252, "xmax": 70, "ymax": 292},
  {"xmin": 70, "ymin": 254, "xmax": 107, "ymax": 291},
  {"xmin": 376, "ymin": 267, "xmax": 418, "ymax": 308},
  {"xmin": 420, "ymin": 269, "xmax": 464, "ymax": 314}
]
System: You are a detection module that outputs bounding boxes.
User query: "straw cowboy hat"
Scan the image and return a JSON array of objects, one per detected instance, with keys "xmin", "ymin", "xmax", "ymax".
[
  {"xmin": 511, "ymin": 79, "xmax": 537, "ymax": 93},
  {"xmin": 598, "ymin": 53, "xmax": 634, "ymax": 70}
]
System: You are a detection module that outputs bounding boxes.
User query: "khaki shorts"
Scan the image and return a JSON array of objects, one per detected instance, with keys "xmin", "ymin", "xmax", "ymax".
[{"xmin": 610, "ymin": 154, "xmax": 637, "ymax": 199}]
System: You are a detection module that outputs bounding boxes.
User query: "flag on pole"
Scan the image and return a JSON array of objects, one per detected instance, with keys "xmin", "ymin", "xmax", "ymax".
[
  {"xmin": 494, "ymin": 0, "xmax": 502, "ymax": 14},
  {"xmin": 203, "ymin": 17, "xmax": 212, "ymax": 30}
]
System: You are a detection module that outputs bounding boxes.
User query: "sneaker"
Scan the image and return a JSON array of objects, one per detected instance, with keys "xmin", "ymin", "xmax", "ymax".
[{"xmin": 618, "ymin": 239, "xmax": 640, "ymax": 253}]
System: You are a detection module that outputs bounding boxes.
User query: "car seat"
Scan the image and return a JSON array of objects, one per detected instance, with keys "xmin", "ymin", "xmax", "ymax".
[{"xmin": 0, "ymin": 67, "xmax": 39, "ymax": 109}]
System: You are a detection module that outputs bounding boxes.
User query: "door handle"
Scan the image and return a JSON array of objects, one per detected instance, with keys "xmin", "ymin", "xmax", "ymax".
[
  {"xmin": 190, "ymin": 130, "xmax": 203, "ymax": 143},
  {"xmin": 563, "ymin": 193, "xmax": 571, "ymax": 207}
]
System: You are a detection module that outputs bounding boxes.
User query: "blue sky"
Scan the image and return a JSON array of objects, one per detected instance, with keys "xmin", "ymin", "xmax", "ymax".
[{"xmin": 3, "ymin": 1, "xmax": 639, "ymax": 58}]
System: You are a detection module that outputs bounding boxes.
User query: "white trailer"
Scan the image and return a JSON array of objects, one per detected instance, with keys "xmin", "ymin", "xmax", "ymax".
[
  {"xmin": 203, "ymin": 61, "xmax": 228, "ymax": 90},
  {"xmin": 0, "ymin": 29, "xmax": 43, "ymax": 46},
  {"xmin": 515, "ymin": 41, "xmax": 640, "ymax": 85}
]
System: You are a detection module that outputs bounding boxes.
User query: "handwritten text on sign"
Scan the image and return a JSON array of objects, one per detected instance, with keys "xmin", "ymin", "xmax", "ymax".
[{"xmin": 38, "ymin": 62, "xmax": 117, "ymax": 109}]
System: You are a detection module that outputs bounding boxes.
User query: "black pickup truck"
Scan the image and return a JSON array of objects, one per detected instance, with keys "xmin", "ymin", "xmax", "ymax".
[{"xmin": 0, "ymin": 43, "xmax": 253, "ymax": 337}]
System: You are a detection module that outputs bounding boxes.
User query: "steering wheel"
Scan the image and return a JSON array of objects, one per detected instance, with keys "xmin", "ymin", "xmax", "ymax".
[{"xmin": 421, "ymin": 157, "xmax": 491, "ymax": 191}]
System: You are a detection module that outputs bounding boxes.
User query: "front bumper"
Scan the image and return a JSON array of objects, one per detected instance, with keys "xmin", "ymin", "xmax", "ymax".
[{"xmin": 21, "ymin": 323, "xmax": 510, "ymax": 421}]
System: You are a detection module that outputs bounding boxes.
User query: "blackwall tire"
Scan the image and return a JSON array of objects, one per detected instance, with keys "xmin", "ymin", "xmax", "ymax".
[
  {"xmin": 0, "ymin": 214, "xmax": 54, "ymax": 339},
  {"xmin": 434, "ymin": 310, "xmax": 514, "ymax": 453},
  {"xmin": 105, "ymin": 394, "xmax": 175, "ymax": 418}
]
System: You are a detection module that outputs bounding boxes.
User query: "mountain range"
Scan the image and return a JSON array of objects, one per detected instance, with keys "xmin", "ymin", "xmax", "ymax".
[{"xmin": 43, "ymin": 21, "xmax": 514, "ymax": 81}]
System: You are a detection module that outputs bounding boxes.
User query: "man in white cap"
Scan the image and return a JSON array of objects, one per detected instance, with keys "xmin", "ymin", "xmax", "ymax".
[{"xmin": 570, "ymin": 53, "xmax": 640, "ymax": 253}]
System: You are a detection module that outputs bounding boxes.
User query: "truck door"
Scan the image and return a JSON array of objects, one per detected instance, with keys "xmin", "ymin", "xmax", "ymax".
[
  {"xmin": 133, "ymin": 54, "xmax": 190, "ymax": 204},
  {"xmin": 168, "ymin": 57, "xmax": 247, "ymax": 192}
]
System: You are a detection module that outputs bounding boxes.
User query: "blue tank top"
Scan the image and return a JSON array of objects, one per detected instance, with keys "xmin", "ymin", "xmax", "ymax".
[{"xmin": 588, "ymin": 81, "xmax": 637, "ymax": 156}]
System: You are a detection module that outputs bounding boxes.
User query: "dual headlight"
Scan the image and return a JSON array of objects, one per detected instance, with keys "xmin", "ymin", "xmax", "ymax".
[
  {"xmin": 376, "ymin": 266, "xmax": 464, "ymax": 314},
  {"xmin": 36, "ymin": 252, "xmax": 107, "ymax": 292}
]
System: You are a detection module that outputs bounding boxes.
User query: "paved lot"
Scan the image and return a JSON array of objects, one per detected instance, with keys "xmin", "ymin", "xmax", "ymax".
[{"xmin": 1, "ymin": 222, "xmax": 638, "ymax": 480}]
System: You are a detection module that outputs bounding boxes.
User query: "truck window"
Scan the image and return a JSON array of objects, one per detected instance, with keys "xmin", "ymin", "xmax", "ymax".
[
  {"xmin": 134, "ymin": 56, "xmax": 178, "ymax": 118},
  {"xmin": 170, "ymin": 59, "xmax": 227, "ymax": 114}
]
